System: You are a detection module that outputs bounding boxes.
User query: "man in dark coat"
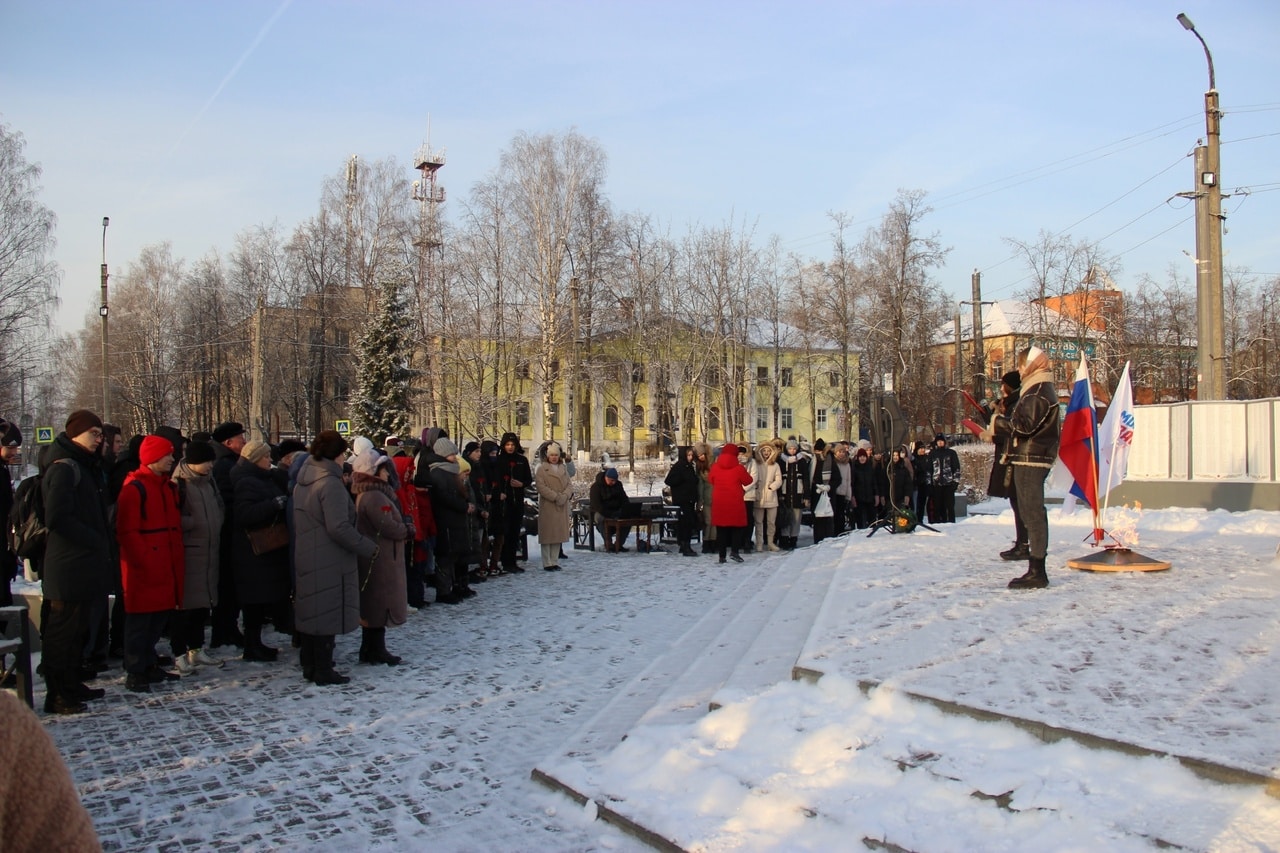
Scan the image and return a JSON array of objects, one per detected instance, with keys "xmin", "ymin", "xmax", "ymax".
[
  {"xmin": 210, "ymin": 421, "xmax": 246, "ymax": 647},
  {"xmin": 928, "ymin": 435, "xmax": 962, "ymax": 523},
  {"xmin": 40, "ymin": 410, "xmax": 113, "ymax": 714},
  {"xmin": 985, "ymin": 371, "xmax": 1027, "ymax": 560},
  {"xmin": 426, "ymin": 437, "xmax": 473, "ymax": 603},
  {"xmin": 664, "ymin": 447, "xmax": 700, "ymax": 557},
  {"xmin": 589, "ymin": 467, "xmax": 632, "ymax": 552}
]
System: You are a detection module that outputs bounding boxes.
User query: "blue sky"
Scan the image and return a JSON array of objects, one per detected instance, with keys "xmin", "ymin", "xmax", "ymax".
[{"xmin": 2, "ymin": 0, "xmax": 1277, "ymax": 334}]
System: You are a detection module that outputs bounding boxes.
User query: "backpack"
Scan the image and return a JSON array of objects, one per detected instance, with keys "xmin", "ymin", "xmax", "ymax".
[{"xmin": 9, "ymin": 458, "xmax": 80, "ymax": 562}]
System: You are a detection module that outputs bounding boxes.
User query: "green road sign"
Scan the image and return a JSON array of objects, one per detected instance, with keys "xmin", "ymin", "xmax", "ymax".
[
  {"xmin": 335, "ymin": 420, "xmax": 351, "ymax": 435},
  {"xmin": 35, "ymin": 426, "xmax": 54, "ymax": 444}
]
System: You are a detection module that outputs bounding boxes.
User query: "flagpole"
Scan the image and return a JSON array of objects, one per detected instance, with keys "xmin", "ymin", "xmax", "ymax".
[{"xmin": 1087, "ymin": 369, "xmax": 1103, "ymax": 546}]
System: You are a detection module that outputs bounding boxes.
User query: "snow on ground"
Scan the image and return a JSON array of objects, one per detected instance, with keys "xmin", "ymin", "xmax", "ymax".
[{"xmin": 20, "ymin": 493, "xmax": 1280, "ymax": 852}]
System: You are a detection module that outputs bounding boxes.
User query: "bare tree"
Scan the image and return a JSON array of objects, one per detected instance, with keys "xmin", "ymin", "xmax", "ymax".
[
  {"xmin": 0, "ymin": 124, "xmax": 60, "ymax": 415},
  {"xmin": 1125, "ymin": 267, "xmax": 1197, "ymax": 402},
  {"xmin": 859, "ymin": 190, "xmax": 951, "ymax": 432},
  {"xmin": 109, "ymin": 243, "xmax": 186, "ymax": 430}
]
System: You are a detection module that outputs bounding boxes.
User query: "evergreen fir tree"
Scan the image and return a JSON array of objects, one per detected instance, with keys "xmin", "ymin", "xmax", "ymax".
[{"xmin": 352, "ymin": 280, "xmax": 415, "ymax": 445}]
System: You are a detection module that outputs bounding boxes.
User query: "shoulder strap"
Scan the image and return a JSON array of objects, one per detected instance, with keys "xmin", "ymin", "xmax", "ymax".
[{"xmin": 130, "ymin": 479, "xmax": 147, "ymax": 519}]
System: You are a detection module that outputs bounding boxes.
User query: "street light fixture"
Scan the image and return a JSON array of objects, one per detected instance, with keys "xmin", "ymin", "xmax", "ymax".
[
  {"xmin": 100, "ymin": 216, "xmax": 110, "ymax": 422},
  {"xmin": 1177, "ymin": 11, "xmax": 1225, "ymax": 400}
]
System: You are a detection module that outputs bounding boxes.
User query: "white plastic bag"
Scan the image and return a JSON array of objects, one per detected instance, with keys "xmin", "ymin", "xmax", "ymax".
[{"xmin": 813, "ymin": 492, "xmax": 833, "ymax": 518}]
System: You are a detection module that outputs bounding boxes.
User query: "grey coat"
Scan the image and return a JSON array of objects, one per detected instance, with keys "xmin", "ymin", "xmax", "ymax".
[
  {"xmin": 172, "ymin": 462, "xmax": 223, "ymax": 609},
  {"xmin": 535, "ymin": 461, "xmax": 572, "ymax": 545},
  {"xmin": 292, "ymin": 455, "xmax": 376, "ymax": 636},
  {"xmin": 353, "ymin": 477, "xmax": 409, "ymax": 629}
]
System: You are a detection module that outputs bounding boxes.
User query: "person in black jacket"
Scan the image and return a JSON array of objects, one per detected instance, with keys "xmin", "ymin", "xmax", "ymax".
[
  {"xmin": 664, "ymin": 447, "xmax": 700, "ymax": 557},
  {"xmin": 850, "ymin": 448, "xmax": 876, "ymax": 530},
  {"xmin": 986, "ymin": 371, "xmax": 1027, "ymax": 560},
  {"xmin": 0, "ymin": 420, "xmax": 20, "ymax": 609},
  {"xmin": 494, "ymin": 432, "xmax": 532, "ymax": 571},
  {"xmin": 40, "ymin": 410, "xmax": 113, "ymax": 715},
  {"xmin": 230, "ymin": 440, "xmax": 292, "ymax": 661},
  {"xmin": 589, "ymin": 468, "xmax": 632, "ymax": 552},
  {"xmin": 426, "ymin": 437, "xmax": 473, "ymax": 603},
  {"xmin": 912, "ymin": 442, "xmax": 931, "ymax": 521},
  {"xmin": 990, "ymin": 347, "xmax": 1061, "ymax": 589},
  {"xmin": 928, "ymin": 435, "xmax": 961, "ymax": 523},
  {"xmin": 210, "ymin": 421, "xmax": 247, "ymax": 648}
]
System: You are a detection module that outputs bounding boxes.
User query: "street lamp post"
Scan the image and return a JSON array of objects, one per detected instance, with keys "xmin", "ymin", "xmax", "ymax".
[
  {"xmin": 100, "ymin": 216, "xmax": 110, "ymax": 422},
  {"xmin": 1178, "ymin": 12, "xmax": 1226, "ymax": 400}
]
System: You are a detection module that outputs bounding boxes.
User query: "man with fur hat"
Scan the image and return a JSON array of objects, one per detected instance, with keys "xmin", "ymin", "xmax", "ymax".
[
  {"xmin": 39, "ymin": 410, "xmax": 113, "ymax": 713},
  {"xmin": 990, "ymin": 346, "xmax": 1061, "ymax": 589},
  {"xmin": 117, "ymin": 435, "xmax": 185, "ymax": 692}
]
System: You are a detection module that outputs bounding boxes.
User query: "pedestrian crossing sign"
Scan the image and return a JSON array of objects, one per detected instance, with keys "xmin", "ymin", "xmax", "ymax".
[
  {"xmin": 36, "ymin": 426, "xmax": 54, "ymax": 444},
  {"xmin": 335, "ymin": 420, "xmax": 351, "ymax": 435}
]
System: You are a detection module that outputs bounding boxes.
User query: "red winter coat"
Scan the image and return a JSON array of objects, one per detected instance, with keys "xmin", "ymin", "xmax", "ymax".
[
  {"xmin": 708, "ymin": 443, "xmax": 753, "ymax": 528},
  {"xmin": 392, "ymin": 455, "xmax": 423, "ymax": 543},
  {"xmin": 117, "ymin": 466, "xmax": 185, "ymax": 614}
]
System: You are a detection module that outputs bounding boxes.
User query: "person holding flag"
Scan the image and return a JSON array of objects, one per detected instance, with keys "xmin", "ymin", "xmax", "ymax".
[{"xmin": 990, "ymin": 346, "xmax": 1061, "ymax": 589}]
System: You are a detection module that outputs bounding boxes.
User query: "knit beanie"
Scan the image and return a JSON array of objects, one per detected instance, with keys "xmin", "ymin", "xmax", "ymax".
[
  {"xmin": 139, "ymin": 435, "xmax": 174, "ymax": 466},
  {"xmin": 241, "ymin": 440, "xmax": 271, "ymax": 464},
  {"xmin": 65, "ymin": 409, "xmax": 103, "ymax": 439},
  {"xmin": 434, "ymin": 437, "xmax": 460, "ymax": 458},
  {"xmin": 1002, "ymin": 370, "xmax": 1022, "ymax": 390},
  {"xmin": 183, "ymin": 440, "xmax": 217, "ymax": 465}
]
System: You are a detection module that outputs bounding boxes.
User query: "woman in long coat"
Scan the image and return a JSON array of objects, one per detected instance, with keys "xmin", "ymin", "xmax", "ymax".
[
  {"xmin": 230, "ymin": 441, "xmax": 292, "ymax": 663},
  {"xmin": 292, "ymin": 431, "xmax": 377, "ymax": 685},
  {"xmin": 694, "ymin": 443, "xmax": 715, "ymax": 554},
  {"xmin": 170, "ymin": 440, "xmax": 225, "ymax": 672},
  {"xmin": 753, "ymin": 443, "xmax": 783, "ymax": 552},
  {"xmin": 708, "ymin": 443, "xmax": 753, "ymax": 563},
  {"xmin": 776, "ymin": 439, "xmax": 811, "ymax": 548},
  {"xmin": 534, "ymin": 442, "xmax": 572, "ymax": 571},
  {"xmin": 351, "ymin": 449, "xmax": 410, "ymax": 666}
]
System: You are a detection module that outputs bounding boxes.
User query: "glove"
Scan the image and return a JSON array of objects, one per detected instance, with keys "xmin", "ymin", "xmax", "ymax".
[{"xmin": 274, "ymin": 495, "xmax": 288, "ymax": 510}]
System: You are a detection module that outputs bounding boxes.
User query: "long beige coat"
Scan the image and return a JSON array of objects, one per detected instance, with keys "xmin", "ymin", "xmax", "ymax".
[{"xmin": 535, "ymin": 460, "xmax": 572, "ymax": 545}]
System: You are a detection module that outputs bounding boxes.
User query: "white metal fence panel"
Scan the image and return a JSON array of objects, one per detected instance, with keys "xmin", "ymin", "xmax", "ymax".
[
  {"xmin": 1130, "ymin": 405, "xmax": 1171, "ymax": 479},
  {"xmin": 1170, "ymin": 404, "xmax": 1191, "ymax": 480},
  {"xmin": 1246, "ymin": 401, "xmax": 1275, "ymax": 481},
  {"xmin": 1191, "ymin": 403, "xmax": 1247, "ymax": 478}
]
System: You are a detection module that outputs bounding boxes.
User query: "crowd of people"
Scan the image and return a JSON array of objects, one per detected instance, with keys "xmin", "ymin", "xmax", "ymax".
[
  {"xmin": 4, "ymin": 345, "xmax": 1060, "ymax": 717},
  {"xmin": 0, "ymin": 415, "xmax": 576, "ymax": 714}
]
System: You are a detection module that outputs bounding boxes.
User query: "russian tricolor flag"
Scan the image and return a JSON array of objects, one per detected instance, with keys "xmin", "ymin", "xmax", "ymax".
[{"xmin": 1058, "ymin": 355, "xmax": 1099, "ymax": 514}]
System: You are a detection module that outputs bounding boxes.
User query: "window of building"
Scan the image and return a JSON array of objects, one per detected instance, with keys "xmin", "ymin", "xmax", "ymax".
[
  {"xmin": 816, "ymin": 408, "xmax": 828, "ymax": 430},
  {"xmin": 631, "ymin": 362, "xmax": 645, "ymax": 383},
  {"xmin": 517, "ymin": 359, "xmax": 531, "ymax": 380},
  {"xmin": 708, "ymin": 406, "xmax": 721, "ymax": 430},
  {"xmin": 756, "ymin": 366, "xmax": 769, "ymax": 386},
  {"xmin": 632, "ymin": 404, "xmax": 645, "ymax": 426},
  {"xmin": 756, "ymin": 406, "xmax": 768, "ymax": 429},
  {"xmin": 334, "ymin": 329, "xmax": 350, "ymax": 350},
  {"xmin": 780, "ymin": 367, "xmax": 793, "ymax": 387},
  {"xmin": 829, "ymin": 371, "xmax": 840, "ymax": 388},
  {"xmin": 780, "ymin": 408, "xmax": 793, "ymax": 430},
  {"xmin": 605, "ymin": 405, "xmax": 618, "ymax": 428},
  {"xmin": 550, "ymin": 359, "xmax": 560, "ymax": 376},
  {"xmin": 515, "ymin": 401, "xmax": 530, "ymax": 426},
  {"xmin": 332, "ymin": 375, "xmax": 350, "ymax": 400},
  {"xmin": 683, "ymin": 407, "xmax": 695, "ymax": 433},
  {"xmin": 548, "ymin": 402, "xmax": 560, "ymax": 427}
]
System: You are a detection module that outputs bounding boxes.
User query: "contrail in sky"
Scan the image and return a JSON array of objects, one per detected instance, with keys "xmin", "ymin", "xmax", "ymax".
[{"xmin": 168, "ymin": 0, "xmax": 294, "ymax": 158}]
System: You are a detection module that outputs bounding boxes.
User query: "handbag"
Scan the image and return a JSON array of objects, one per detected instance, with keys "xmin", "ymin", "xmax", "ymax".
[
  {"xmin": 246, "ymin": 518, "xmax": 289, "ymax": 555},
  {"xmin": 813, "ymin": 492, "xmax": 833, "ymax": 518}
]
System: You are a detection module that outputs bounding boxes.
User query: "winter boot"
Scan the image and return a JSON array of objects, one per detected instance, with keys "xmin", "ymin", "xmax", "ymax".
[
  {"xmin": 242, "ymin": 622, "xmax": 278, "ymax": 662},
  {"xmin": 679, "ymin": 541, "xmax": 698, "ymax": 557},
  {"xmin": 1000, "ymin": 541, "xmax": 1031, "ymax": 561},
  {"xmin": 730, "ymin": 549, "xmax": 744, "ymax": 563},
  {"xmin": 311, "ymin": 636, "xmax": 350, "ymax": 686},
  {"xmin": 299, "ymin": 634, "xmax": 316, "ymax": 682},
  {"xmin": 358, "ymin": 628, "xmax": 375, "ymax": 664},
  {"xmin": 702, "ymin": 538, "xmax": 716, "ymax": 555},
  {"xmin": 370, "ymin": 627, "xmax": 402, "ymax": 666},
  {"xmin": 1008, "ymin": 557, "xmax": 1049, "ymax": 589}
]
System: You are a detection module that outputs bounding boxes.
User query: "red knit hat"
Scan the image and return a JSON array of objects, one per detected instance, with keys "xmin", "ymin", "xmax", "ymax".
[{"xmin": 139, "ymin": 435, "xmax": 174, "ymax": 466}]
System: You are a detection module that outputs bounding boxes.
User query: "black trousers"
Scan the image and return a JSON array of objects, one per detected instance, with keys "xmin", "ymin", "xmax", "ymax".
[
  {"xmin": 170, "ymin": 607, "xmax": 210, "ymax": 656},
  {"xmin": 675, "ymin": 502, "xmax": 698, "ymax": 545},
  {"xmin": 931, "ymin": 484, "xmax": 957, "ymax": 523},
  {"xmin": 124, "ymin": 609, "xmax": 169, "ymax": 675}
]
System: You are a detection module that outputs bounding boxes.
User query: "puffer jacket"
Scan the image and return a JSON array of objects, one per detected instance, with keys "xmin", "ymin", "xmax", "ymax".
[
  {"xmin": 754, "ymin": 449, "xmax": 783, "ymax": 509},
  {"xmin": 995, "ymin": 369, "xmax": 1061, "ymax": 468},
  {"xmin": 116, "ymin": 466, "xmax": 184, "ymax": 615},
  {"xmin": 292, "ymin": 455, "xmax": 376, "ymax": 636},
  {"xmin": 172, "ymin": 462, "xmax": 223, "ymax": 609},
  {"xmin": 708, "ymin": 443, "xmax": 753, "ymax": 528}
]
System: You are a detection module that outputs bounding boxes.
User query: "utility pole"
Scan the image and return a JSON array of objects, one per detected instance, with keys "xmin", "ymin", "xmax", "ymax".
[
  {"xmin": 953, "ymin": 312, "xmax": 963, "ymax": 431},
  {"xmin": 567, "ymin": 276, "xmax": 580, "ymax": 459},
  {"xmin": 99, "ymin": 216, "xmax": 110, "ymax": 423},
  {"xmin": 249, "ymin": 290, "xmax": 266, "ymax": 440},
  {"xmin": 961, "ymin": 270, "xmax": 995, "ymax": 401},
  {"xmin": 1178, "ymin": 12, "xmax": 1226, "ymax": 400}
]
